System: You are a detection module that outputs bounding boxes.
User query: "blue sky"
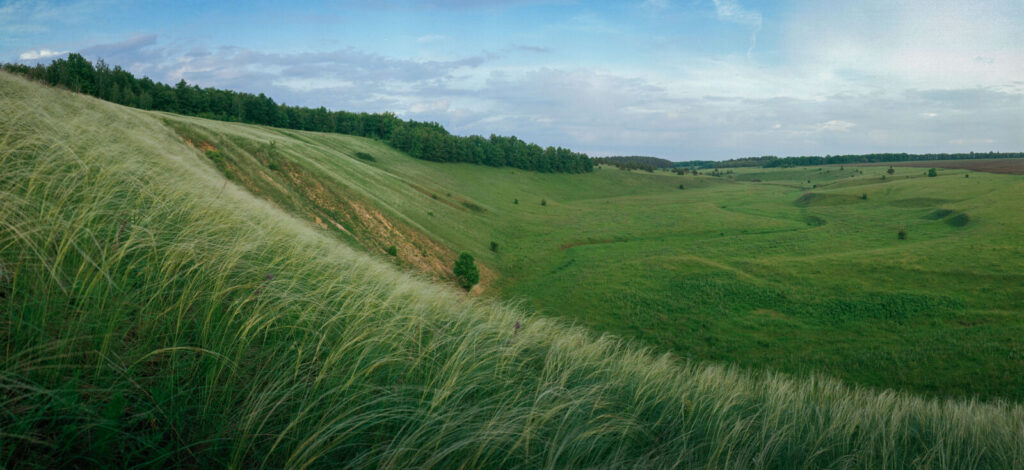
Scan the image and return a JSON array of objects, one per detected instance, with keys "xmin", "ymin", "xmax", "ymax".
[{"xmin": 3, "ymin": 0, "xmax": 1022, "ymax": 160}]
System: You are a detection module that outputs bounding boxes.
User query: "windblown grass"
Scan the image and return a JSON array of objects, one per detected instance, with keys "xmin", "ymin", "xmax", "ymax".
[{"xmin": 2, "ymin": 73, "xmax": 1023, "ymax": 468}]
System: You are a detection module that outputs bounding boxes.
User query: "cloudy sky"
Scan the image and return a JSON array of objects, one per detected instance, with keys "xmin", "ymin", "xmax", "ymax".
[{"xmin": 3, "ymin": 0, "xmax": 1022, "ymax": 160}]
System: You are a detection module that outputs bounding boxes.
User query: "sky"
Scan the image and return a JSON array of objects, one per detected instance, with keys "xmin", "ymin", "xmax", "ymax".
[{"xmin": 2, "ymin": 0, "xmax": 1022, "ymax": 161}]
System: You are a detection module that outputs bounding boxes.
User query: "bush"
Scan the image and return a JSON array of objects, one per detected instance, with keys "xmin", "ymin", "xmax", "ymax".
[
  {"xmin": 541, "ymin": 199, "xmax": 547, "ymax": 206},
  {"xmin": 678, "ymin": 184, "xmax": 684, "ymax": 190},
  {"xmin": 267, "ymin": 161, "xmax": 281, "ymax": 171},
  {"xmin": 490, "ymin": 241, "xmax": 499, "ymax": 252},
  {"xmin": 887, "ymin": 166, "xmax": 895, "ymax": 175},
  {"xmin": 453, "ymin": 252, "xmax": 479, "ymax": 290},
  {"xmin": 928, "ymin": 168, "xmax": 938, "ymax": 177},
  {"xmin": 386, "ymin": 245, "xmax": 397, "ymax": 256},
  {"xmin": 513, "ymin": 198, "xmax": 518, "ymax": 204},
  {"xmin": 861, "ymin": 193, "xmax": 868, "ymax": 200},
  {"xmin": 898, "ymin": 228, "xmax": 907, "ymax": 240}
]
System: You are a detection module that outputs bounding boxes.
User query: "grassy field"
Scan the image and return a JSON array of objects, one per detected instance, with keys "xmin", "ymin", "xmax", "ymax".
[
  {"xmin": 151, "ymin": 109, "xmax": 1024, "ymax": 402},
  {"xmin": 3, "ymin": 72, "xmax": 1024, "ymax": 468}
]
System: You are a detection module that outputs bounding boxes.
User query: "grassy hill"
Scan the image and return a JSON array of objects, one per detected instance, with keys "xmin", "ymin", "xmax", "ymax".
[
  {"xmin": 3, "ymin": 72, "xmax": 1024, "ymax": 468},
  {"xmin": 153, "ymin": 105, "xmax": 1024, "ymax": 402}
]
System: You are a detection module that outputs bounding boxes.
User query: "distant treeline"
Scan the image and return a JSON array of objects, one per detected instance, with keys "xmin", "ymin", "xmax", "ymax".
[
  {"xmin": 713, "ymin": 153, "xmax": 1024, "ymax": 169},
  {"xmin": 672, "ymin": 160, "xmax": 717, "ymax": 170},
  {"xmin": 2, "ymin": 54, "xmax": 593, "ymax": 173},
  {"xmin": 593, "ymin": 156, "xmax": 675, "ymax": 171}
]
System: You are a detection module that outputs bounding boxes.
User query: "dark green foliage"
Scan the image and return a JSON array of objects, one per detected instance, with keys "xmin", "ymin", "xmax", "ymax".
[
  {"xmin": 513, "ymin": 198, "xmax": 518, "ymax": 205},
  {"xmin": 490, "ymin": 241, "xmax": 499, "ymax": 252},
  {"xmin": 678, "ymin": 184, "xmax": 685, "ymax": 190},
  {"xmin": 386, "ymin": 245, "xmax": 398, "ymax": 256},
  {"xmin": 898, "ymin": 228, "xmax": 907, "ymax": 240},
  {"xmin": 928, "ymin": 168, "xmax": 938, "ymax": 177},
  {"xmin": 887, "ymin": 166, "xmax": 895, "ymax": 175},
  {"xmin": 861, "ymin": 193, "xmax": 868, "ymax": 200},
  {"xmin": 948, "ymin": 213, "xmax": 970, "ymax": 227},
  {"xmin": 541, "ymin": 199, "xmax": 547, "ymax": 206},
  {"xmin": 965, "ymin": 173, "xmax": 970, "ymax": 178},
  {"xmin": 354, "ymin": 151, "xmax": 376, "ymax": 162},
  {"xmin": 267, "ymin": 161, "xmax": 282, "ymax": 171},
  {"xmin": 453, "ymin": 252, "xmax": 479, "ymax": 289},
  {"xmin": 3, "ymin": 55, "xmax": 593, "ymax": 174}
]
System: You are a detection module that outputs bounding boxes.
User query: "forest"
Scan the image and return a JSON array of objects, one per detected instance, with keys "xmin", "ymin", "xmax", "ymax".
[{"xmin": 1, "ymin": 54, "xmax": 593, "ymax": 174}]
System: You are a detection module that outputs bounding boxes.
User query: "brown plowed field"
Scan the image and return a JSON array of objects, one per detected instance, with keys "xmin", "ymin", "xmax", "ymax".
[{"xmin": 858, "ymin": 158, "xmax": 1024, "ymax": 175}]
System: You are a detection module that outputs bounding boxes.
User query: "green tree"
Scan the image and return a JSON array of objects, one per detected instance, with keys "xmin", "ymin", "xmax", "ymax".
[
  {"xmin": 928, "ymin": 168, "xmax": 938, "ymax": 177},
  {"xmin": 453, "ymin": 252, "xmax": 479, "ymax": 290},
  {"xmin": 887, "ymin": 166, "xmax": 895, "ymax": 175}
]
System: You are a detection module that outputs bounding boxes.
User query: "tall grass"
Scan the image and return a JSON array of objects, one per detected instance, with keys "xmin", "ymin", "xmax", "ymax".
[{"xmin": 2, "ymin": 72, "xmax": 1022, "ymax": 468}]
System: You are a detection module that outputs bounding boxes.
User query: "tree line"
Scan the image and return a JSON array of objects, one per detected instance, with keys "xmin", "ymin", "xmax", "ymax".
[
  {"xmin": 2, "ymin": 53, "xmax": 593, "ymax": 173},
  {"xmin": 712, "ymin": 152, "xmax": 1024, "ymax": 169}
]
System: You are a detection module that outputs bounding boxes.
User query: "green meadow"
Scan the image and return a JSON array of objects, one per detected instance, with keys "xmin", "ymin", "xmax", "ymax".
[
  {"xmin": 158, "ymin": 107, "xmax": 1024, "ymax": 402},
  {"xmin": 3, "ymin": 72, "xmax": 1024, "ymax": 468}
]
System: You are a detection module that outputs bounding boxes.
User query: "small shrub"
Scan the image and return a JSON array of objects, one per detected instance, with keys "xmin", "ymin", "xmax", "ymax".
[
  {"xmin": 386, "ymin": 245, "xmax": 397, "ymax": 256},
  {"xmin": 887, "ymin": 166, "xmax": 895, "ymax": 175},
  {"xmin": 881, "ymin": 175, "xmax": 886, "ymax": 180},
  {"xmin": 678, "ymin": 184, "xmax": 684, "ymax": 190},
  {"xmin": 861, "ymin": 193, "xmax": 867, "ymax": 200},
  {"xmin": 898, "ymin": 228, "xmax": 907, "ymax": 240},
  {"xmin": 514, "ymin": 198, "xmax": 519, "ymax": 204},
  {"xmin": 267, "ymin": 161, "xmax": 281, "ymax": 171},
  {"xmin": 354, "ymin": 152, "xmax": 376, "ymax": 162},
  {"xmin": 541, "ymin": 199, "xmax": 547, "ymax": 206},
  {"xmin": 490, "ymin": 241, "xmax": 499, "ymax": 252},
  {"xmin": 453, "ymin": 252, "xmax": 479, "ymax": 290},
  {"xmin": 432, "ymin": 194, "xmax": 438, "ymax": 200},
  {"xmin": 965, "ymin": 173, "xmax": 970, "ymax": 178},
  {"xmin": 928, "ymin": 168, "xmax": 938, "ymax": 177}
]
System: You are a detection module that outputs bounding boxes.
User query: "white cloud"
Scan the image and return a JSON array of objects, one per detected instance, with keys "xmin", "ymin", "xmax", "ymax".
[
  {"xmin": 712, "ymin": 0, "xmax": 761, "ymax": 57},
  {"xmin": 19, "ymin": 48, "xmax": 65, "ymax": 60},
  {"xmin": 818, "ymin": 120, "xmax": 855, "ymax": 132}
]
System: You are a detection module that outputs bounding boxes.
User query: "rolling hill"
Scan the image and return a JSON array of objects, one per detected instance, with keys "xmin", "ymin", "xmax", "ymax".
[{"xmin": 3, "ymin": 71, "xmax": 1023, "ymax": 468}]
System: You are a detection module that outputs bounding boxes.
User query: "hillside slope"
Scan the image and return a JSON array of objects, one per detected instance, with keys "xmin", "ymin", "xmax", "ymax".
[
  {"xmin": 3, "ymin": 73, "xmax": 1024, "ymax": 468},
  {"xmin": 153, "ymin": 107, "xmax": 1024, "ymax": 401}
]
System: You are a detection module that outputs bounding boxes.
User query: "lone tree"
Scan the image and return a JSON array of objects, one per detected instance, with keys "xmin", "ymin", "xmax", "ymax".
[
  {"xmin": 928, "ymin": 168, "xmax": 938, "ymax": 177},
  {"xmin": 887, "ymin": 166, "xmax": 895, "ymax": 175},
  {"xmin": 453, "ymin": 252, "xmax": 479, "ymax": 290}
]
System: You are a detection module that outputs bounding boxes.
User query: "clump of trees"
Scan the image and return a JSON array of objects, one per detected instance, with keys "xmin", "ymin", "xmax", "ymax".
[
  {"xmin": 3, "ymin": 54, "xmax": 593, "ymax": 174},
  {"xmin": 453, "ymin": 252, "xmax": 479, "ymax": 290}
]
